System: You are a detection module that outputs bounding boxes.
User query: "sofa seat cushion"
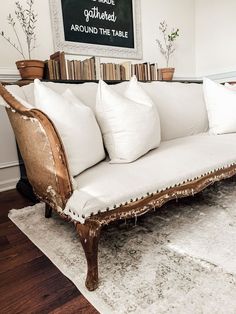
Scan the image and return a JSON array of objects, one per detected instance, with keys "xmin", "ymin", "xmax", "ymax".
[{"xmin": 64, "ymin": 133, "xmax": 236, "ymax": 223}]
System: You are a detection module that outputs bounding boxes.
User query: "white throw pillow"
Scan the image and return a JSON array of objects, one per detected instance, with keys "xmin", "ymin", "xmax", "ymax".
[
  {"xmin": 96, "ymin": 76, "xmax": 161, "ymax": 163},
  {"xmin": 203, "ymin": 78, "xmax": 236, "ymax": 135},
  {"xmin": 34, "ymin": 79, "xmax": 105, "ymax": 176}
]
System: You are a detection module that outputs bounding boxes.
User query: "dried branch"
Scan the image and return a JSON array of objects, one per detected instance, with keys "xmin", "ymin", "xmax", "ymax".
[
  {"xmin": 0, "ymin": 0, "xmax": 37, "ymax": 59},
  {"xmin": 0, "ymin": 31, "xmax": 25, "ymax": 58},
  {"xmin": 156, "ymin": 21, "xmax": 179, "ymax": 67},
  {"xmin": 7, "ymin": 13, "xmax": 25, "ymax": 59}
]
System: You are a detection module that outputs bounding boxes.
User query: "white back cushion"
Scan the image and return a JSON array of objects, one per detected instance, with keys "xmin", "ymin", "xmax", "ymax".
[
  {"xmin": 101, "ymin": 81, "xmax": 208, "ymax": 141},
  {"xmin": 22, "ymin": 80, "xmax": 208, "ymax": 141},
  {"xmin": 140, "ymin": 82, "xmax": 208, "ymax": 141},
  {"xmin": 203, "ymin": 78, "xmax": 236, "ymax": 135},
  {"xmin": 96, "ymin": 77, "xmax": 161, "ymax": 163},
  {"xmin": 34, "ymin": 79, "xmax": 105, "ymax": 176}
]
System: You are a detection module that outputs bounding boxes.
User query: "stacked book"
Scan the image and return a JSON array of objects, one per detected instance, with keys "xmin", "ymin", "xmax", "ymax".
[
  {"xmin": 100, "ymin": 61, "xmax": 132, "ymax": 81},
  {"xmin": 100, "ymin": 61, "xmax": 162, "ymax": 81},
  {"xmin": 65, "ymin": 56, "xmax": 99, "ymax": 80},
  {"xmin": 45, "ymin": 52, "xmax": 100, "ymax": 80},
  {"xmin": 45, "ymin": 51, "xmax": 67, "ymax": 80},
  {"xmin": 45, "ymin": 51, "xmax": 163, "ymax": 81},
  {"xmin": 131, "ymin": 63, "xmax": 162, "ymax": 81}
]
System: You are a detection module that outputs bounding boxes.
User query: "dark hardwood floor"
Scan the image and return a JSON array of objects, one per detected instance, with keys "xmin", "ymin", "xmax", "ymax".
[{"xmin": 0, "ymin": 189, "xmax": 99, "ymax": 314}]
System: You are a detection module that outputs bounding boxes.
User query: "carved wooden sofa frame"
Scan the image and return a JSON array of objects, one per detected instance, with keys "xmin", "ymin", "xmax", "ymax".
[{"xmin": 1, "ymin": 82, "xmax": 236, "ymax": 291}]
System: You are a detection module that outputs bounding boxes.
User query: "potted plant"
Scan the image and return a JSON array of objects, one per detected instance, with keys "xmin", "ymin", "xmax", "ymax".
[
  {"xmin": 0, "ymin": 0, "xmax": 44, "ymax": 80},
  {"xmin": 156, "ymin": 21, "xmax": 179, "ymax": 81}
]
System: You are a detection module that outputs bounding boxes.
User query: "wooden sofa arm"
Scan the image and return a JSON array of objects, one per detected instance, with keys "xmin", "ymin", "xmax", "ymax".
[{"xmin": 0, "ymin": 83, "xmax": 73, "ymax": 211}]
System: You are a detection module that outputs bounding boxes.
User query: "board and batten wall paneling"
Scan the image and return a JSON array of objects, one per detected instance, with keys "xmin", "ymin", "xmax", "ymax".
[
  {"xmin": 0, "ymin": 107, "xmax": 20, "ymax": 192},
  {"xmin": 0, "ymin": 67, "xmax": 20, "ymax": 191}
]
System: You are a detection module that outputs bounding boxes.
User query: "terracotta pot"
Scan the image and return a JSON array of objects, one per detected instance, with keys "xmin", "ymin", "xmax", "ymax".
[
  {"xmin": 16, "ymin": 59, "xmax": 45, "ymax": 80},
  {"xmin": 161, "ymin": 67, "xmax": 175, "ymax": 81}
]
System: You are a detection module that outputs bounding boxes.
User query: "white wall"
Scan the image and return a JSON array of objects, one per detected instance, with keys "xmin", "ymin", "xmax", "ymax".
[
  {"xmin": 141, "ymin": 0, "xmax": 195, "ymax": 77},
  {"xmin": 0, "ymin": 0, "xmax": 196, "ymax": 75},
  {"xmin": 0, "ymin": 0, "xmax": 54, "ymax": 69},
  {"xmin": 0, "ymin": 0, "xmax": 196, "ymax": 191},
  {"xmin": 195, "ymin": 0, "xmax": 236, "ymax": 77}
]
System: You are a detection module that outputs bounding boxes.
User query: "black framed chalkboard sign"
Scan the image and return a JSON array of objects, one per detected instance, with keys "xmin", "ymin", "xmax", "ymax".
[{"xmin": 49, "ymin": 0, "xmax": 142, "ymax": 59}]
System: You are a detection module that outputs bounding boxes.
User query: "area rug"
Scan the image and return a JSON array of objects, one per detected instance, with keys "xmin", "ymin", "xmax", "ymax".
[{"xmin": 9, "ymin": 177, "xmax": 236, "ymax": 314}]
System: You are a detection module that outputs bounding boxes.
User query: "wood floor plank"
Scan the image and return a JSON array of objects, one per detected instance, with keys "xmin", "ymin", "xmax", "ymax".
[
  {"xmin": 49, "ymin": 295, "xmax": 99, "ymax": 314},
  {"xmin": 0, "ymin": 241, "xmax": 43, "ymax": 274},
  {"xmin": 0, "ymin": 272, "xmax": 79, "ymax": 313},
  {"xmin": 0, "ymin": 256, "xmax": 55, "ymax": 289},
  {"xmin": 0, "ymin": 189, "xmax": 99, "ymax": 314},
  {"xmin": 0, "ymin": 236, "xmax": 9, "ymax": 251}
]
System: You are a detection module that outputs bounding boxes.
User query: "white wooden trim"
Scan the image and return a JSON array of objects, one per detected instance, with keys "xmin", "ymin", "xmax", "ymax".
[
  {"xmin": 204, "ymin": 71, "xmax": 236, "ymax": 83},
  {"xmin": 0, "ymin": 66, "xmax": 235, "ymax": 83},
  {"xmin": 174, "ymin": 76, "xmax": 201, "ymax": 81},
  {"xmin": 0, "ymin": 161, "xmax": 20, "ymax": 170},
  {"xmin": 0, "ymin": 162, "xmax": 20, "ymax": 192},
  {"xmin": 0, "ymin": 177, "xmax": 19, "ymax": 192},
  {"xmin": 175, "ymin": 71, "xmax": 236, "ymax": 83},
  {"xmin": 0, "ymin": 67, "xmax": 20, "ymax": 82}
]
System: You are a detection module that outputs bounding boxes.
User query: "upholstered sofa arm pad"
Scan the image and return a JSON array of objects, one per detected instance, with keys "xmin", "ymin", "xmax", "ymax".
[{"xmin": 0, "ymin": 83, "xmax": 73, "ymax": 210}]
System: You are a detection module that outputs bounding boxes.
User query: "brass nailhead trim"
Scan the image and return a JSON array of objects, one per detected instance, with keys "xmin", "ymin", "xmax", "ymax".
[{"xmin": 75, "ymin": 164, "xmax": 236, "ymax": 221}]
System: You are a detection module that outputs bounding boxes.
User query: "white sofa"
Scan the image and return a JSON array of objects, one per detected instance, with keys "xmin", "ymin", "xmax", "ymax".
[{"xmin": 1, "ymin": 79, "xmax": 236, "ymax": 291}]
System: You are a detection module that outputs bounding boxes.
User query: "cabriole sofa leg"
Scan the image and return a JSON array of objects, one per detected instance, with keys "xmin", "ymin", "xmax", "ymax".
[
  {"xmin": 76, "ymin": 221, "xmax": 101, "ymax": 291},
  {"xmin": 45, "ymin": 204, "xmax": 52, "ymax": 218}
]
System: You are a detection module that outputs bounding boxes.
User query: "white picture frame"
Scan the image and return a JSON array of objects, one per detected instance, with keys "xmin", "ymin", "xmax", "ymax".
[{"xmin": 49, "ymin": 0, "xmax": 142, "ymax": 59}]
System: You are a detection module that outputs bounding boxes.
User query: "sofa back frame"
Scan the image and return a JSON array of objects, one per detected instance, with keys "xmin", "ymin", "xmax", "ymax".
[{"xmin": 0, "ymin": 83, "xmax": 73, "ymax": 211}]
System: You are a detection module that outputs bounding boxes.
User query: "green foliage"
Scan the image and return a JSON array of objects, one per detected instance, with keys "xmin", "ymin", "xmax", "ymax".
[{"xmin": 0, "ymin": 0, "xmax": 37, "ymax": 59}]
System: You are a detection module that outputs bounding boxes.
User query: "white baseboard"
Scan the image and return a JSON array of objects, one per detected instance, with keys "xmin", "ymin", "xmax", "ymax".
[
  {"xmin": 0, "ymin": 161, "xmax": 20, "ymax": 170},
  {"xmin": 0, "ymin": 162, "xmax": 20, "ymax": 192},
  {"xmin": 0, "ymin": 177, "xmax": 19, "ymax": 192}
]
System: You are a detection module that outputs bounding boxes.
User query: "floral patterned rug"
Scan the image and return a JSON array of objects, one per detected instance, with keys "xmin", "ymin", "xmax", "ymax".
[{"xmin": 9, "ymin": 177, "xmax": 236, "ymax": 314}]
